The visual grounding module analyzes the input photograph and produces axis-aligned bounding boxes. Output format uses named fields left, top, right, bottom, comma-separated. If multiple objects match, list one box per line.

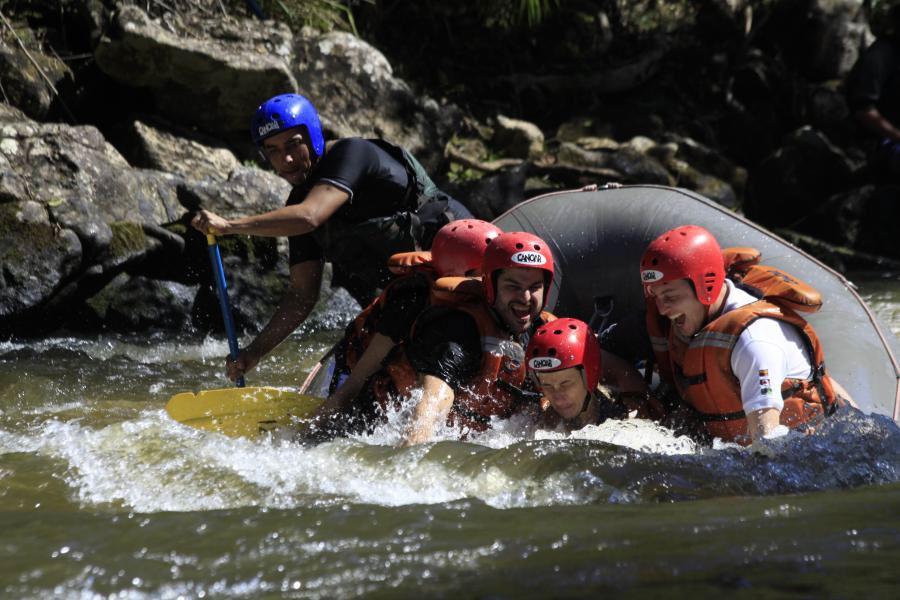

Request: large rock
left=0, top=109, right=291, bottom=335
left=176, top=165, right=291, bottom=218
left=80, top=273, right=196, bottom=333
left=0, top=32, right=72, bottom=120
left=0, top=199, right=81, bottom=319
left=802, top=0, right=869, bottom=81
left=556, top=141, right=673, bottom=186
left=493, top=115, right=544, bottom=159
left=746, top=126, right=856, bottom=229
left=95, top=5, right=297, bottom=148
left=120, top=119, right=240, bottom=182
left=92, top=6, right=456, bottom=170
left=762, top=0, right=868, bottom=81
left=294, top=29, right=458, bottom=171
left=445, top=164, right=529, bottom=221
left=0, top=118, right=181, bottom=261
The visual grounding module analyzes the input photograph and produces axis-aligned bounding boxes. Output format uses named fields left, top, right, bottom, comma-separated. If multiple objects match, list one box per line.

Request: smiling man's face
left=646, top=278, right=707, bottom=337
left=261, top=128, right=314, bottom=185
left=492, top=267, right=546, bottom=334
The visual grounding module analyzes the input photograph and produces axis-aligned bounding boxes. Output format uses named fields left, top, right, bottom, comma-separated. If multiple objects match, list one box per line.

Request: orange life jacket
left=336, top=251, right=434, bottom=380
left=358, top=274, right=487, bottom=407
left=388, top=251, right=433, bottom=276
left=646, top=248, right=838, bottom=444
left=376, top=276, right=555, bottom=432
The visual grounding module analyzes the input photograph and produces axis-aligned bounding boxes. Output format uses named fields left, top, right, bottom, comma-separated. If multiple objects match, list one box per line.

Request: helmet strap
left=578, top=368, right=594, bottom=416
left=704, top=281, right=730, bottom=324
left=579, top=393, right=592, bottom=416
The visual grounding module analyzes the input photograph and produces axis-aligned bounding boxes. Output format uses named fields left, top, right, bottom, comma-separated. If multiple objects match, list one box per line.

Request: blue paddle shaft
left=207, top=235, right=245, bottom=387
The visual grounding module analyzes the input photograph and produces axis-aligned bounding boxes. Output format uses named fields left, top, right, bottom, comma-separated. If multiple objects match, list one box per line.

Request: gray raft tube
left=494, top=185, right=900, bottom=422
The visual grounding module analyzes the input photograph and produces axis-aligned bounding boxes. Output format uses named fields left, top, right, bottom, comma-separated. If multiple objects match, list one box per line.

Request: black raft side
left=493, top=185, right=900, bottom=421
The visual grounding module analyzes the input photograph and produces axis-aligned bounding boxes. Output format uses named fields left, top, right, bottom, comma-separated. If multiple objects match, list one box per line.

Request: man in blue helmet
left=191, top=92, right=472, bottom=381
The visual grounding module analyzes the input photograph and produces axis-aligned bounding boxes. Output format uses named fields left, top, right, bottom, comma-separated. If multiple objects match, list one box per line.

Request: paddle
left=206, top=233, right=244, bottom=387
left=164, top=234, right=323, bottom=438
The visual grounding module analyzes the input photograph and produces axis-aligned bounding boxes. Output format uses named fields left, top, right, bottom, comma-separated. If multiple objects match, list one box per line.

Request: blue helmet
left=250, top=93, right=325, bottom=158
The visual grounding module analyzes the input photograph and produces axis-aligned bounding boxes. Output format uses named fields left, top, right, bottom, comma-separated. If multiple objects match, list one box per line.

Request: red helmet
left=640, top=225, right=725, bottom=305
left=430, top=219, right=503, bottom=277
left=526, top=318, right=601, bottom=392
left=481, top=231, right=555, bottom=307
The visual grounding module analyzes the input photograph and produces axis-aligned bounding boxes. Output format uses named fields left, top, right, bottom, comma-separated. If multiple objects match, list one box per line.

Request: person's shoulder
left=739, top=316, right=802, bottom=345
left=326, top=137, right=385, bottom=156
left=329, top=137, right=370, bottom=150
left=315, top=138, right=374, bottom=163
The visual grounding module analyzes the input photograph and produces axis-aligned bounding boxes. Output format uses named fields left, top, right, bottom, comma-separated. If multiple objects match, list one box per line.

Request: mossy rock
left=0, top=202, right=81, bottom=317
left=108, top=221, right=149, bottom=258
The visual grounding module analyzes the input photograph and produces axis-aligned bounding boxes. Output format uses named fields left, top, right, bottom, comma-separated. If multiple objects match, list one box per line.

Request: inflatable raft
left=493, top=184, right=900, bottom=421
left=303, top=185, right=899, bottom=422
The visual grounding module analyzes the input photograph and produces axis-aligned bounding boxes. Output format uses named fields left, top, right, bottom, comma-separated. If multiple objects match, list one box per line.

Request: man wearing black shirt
left=402, top=231, right=555, bottom=445
left=191, top=93, right=471, bottom=381
left=318, top=220, right=502, bottom=429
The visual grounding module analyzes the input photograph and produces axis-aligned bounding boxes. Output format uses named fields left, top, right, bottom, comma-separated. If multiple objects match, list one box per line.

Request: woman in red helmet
left=635, top=225, right=846, bottom=444
left=311, top=219, right=502, bottom=436
left=401, top=231, right=557, bottom=445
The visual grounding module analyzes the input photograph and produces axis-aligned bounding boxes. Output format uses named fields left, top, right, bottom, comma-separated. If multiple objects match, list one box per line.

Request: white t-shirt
left=719, top=280, right=813, bottom=414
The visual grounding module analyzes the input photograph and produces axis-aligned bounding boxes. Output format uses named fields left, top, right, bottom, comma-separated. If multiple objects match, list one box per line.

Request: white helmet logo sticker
left=258, top=120, right=280, bottom=137
left=528, top=356, right=561, bottom=370
left=641, top=269, right=664, bottom=282
left=511, top=251, right=546, bottom=265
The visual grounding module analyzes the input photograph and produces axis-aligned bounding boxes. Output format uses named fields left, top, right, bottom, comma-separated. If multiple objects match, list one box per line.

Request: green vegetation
left=256, top=0, right=365, bottom=35
left=447, top=162, right=484, bottom=184
left=615, top=0, right=695, bottom=35
left=480, top=0, right=560, bottom=28
left=108, top=221, right=148, bottom=259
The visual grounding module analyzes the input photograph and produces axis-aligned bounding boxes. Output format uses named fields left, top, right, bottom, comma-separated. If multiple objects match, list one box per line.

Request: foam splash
left=534, top=419, right=698, bottom=454
left=6, top=398, right=898, bottom=514
left=5, top=400, right=621, bottom=512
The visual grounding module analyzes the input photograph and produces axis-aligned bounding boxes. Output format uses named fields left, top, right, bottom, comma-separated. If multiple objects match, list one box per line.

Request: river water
left=1, top=273, right=898, bottom=598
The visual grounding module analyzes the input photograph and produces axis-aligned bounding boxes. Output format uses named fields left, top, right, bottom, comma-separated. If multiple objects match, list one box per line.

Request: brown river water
left=1, top=272, right=898, bottom=598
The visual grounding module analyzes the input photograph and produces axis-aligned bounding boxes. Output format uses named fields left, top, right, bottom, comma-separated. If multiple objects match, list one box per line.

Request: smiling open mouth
left=510, top=304, right=531, bottom=320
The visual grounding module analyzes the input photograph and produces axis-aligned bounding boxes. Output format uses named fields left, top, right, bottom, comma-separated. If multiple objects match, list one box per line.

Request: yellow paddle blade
left=165, top=386, right=324, bottom=439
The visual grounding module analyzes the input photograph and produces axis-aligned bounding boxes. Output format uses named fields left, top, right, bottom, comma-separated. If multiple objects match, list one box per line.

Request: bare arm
left=319, top=333, right=397, bottom=414
left=192, top=183, right=350, bottom=237
left=226, top=259, right=323, bottom=381
left=854, top=106, right=900, bottom=141
left=747, top=377, right=856, bottom=442
left=746, top=407, right=781, bottom=441
left=402, top=374, right=456, bottom=446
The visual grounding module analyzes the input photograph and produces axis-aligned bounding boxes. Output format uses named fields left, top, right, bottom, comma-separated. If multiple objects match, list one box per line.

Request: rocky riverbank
left=1, top=1, right=896, bottom=336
